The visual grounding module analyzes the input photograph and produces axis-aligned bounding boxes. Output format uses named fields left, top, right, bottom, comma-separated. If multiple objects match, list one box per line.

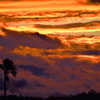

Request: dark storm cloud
left=82, top=50, right=100, bottom=55
left=14, top=78, right=28, bottom=89
left=0, top=27, right=61, bottom=49
left=1, top=27, right=100, bottom=97
left=55, top=57, right=91, bottom=69
left=1, top=58, right=100, bottom=97
left=19, top=65, right=49, bottom=76
left=0, top=52, right=100, bottom=97
left=0, top=47, right=55, bottom=69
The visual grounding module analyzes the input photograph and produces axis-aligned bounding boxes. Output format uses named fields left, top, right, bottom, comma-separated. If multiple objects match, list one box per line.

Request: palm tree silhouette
left=0, top=58, right=17, bottom=97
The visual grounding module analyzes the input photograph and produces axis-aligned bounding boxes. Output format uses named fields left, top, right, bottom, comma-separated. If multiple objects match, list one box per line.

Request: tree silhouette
left=0, top=58, right=17, bottom=97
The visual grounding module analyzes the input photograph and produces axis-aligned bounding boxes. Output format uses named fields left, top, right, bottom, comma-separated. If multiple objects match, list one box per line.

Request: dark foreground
left=0, top=90, right=100, bottom=100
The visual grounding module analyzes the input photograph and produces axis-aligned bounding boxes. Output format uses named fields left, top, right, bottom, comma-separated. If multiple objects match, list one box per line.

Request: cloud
left=1, top=58, right=100, bottom=97
left=0, top=0, right=52, bottom=1
left=34, top=21, right=100, bottom=29
left=0, top=28, right=100, bottom=97
left=0, top=56, right=100, bottom=97
left=0, top=10, right=99, bottom=24
left=78, top=0, right=100, bottom=4
left=19, top=65, right=49, bottom=76
left=88, top=0, right=100, bottom=4
left=0, top=27, right=61, bottom=49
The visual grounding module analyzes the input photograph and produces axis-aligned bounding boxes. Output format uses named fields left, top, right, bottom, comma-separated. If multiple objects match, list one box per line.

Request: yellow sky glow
left=0, top=1, right=100, bottom=12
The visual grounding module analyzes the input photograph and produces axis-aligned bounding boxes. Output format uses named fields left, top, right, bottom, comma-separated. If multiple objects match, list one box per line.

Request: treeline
left=0, top=90, right=100, bottom=100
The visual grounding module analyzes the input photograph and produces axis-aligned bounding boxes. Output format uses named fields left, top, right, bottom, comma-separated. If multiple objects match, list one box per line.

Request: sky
left=0, top=0, right=100, bottom=98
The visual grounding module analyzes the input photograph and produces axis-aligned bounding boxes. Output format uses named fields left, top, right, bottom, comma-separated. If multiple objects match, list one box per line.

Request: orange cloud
left=69, top=36, right=100, bottom=44
left=0, top=46, right=3, bottom=50
left=76, top=55, right=100, bottom=63
left=0, top=0, right=100, bottom=13
left=13, top=45, right=56, bottom=65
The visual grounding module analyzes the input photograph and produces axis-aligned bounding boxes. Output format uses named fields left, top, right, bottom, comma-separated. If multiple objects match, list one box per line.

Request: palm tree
left=0, top=58, right=17, bottom=97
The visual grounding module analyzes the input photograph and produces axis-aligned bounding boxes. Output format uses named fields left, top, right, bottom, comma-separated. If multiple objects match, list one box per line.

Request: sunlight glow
left=0, top=46, right=2, bottom=49
left=0, top=30, right=6, bottom=36
left=77, top=55, right=100, bottom=63
left=69, top=36, right=100, bottom=44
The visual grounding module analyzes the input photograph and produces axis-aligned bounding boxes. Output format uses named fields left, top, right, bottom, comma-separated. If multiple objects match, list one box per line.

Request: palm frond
left=3, top=58, right=17, bottom=73
left=3, top=58, right=14, bottom=71
left=10, top=70, right=17, bottom=77
left=0, top=64, right=4, bottom=70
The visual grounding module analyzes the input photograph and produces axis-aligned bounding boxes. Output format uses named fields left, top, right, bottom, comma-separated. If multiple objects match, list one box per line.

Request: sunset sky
left=0, top=0, right=100, bottom=98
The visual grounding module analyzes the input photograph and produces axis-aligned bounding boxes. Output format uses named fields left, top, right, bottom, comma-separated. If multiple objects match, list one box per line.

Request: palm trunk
left=4, top=70, right=6, bottom=97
